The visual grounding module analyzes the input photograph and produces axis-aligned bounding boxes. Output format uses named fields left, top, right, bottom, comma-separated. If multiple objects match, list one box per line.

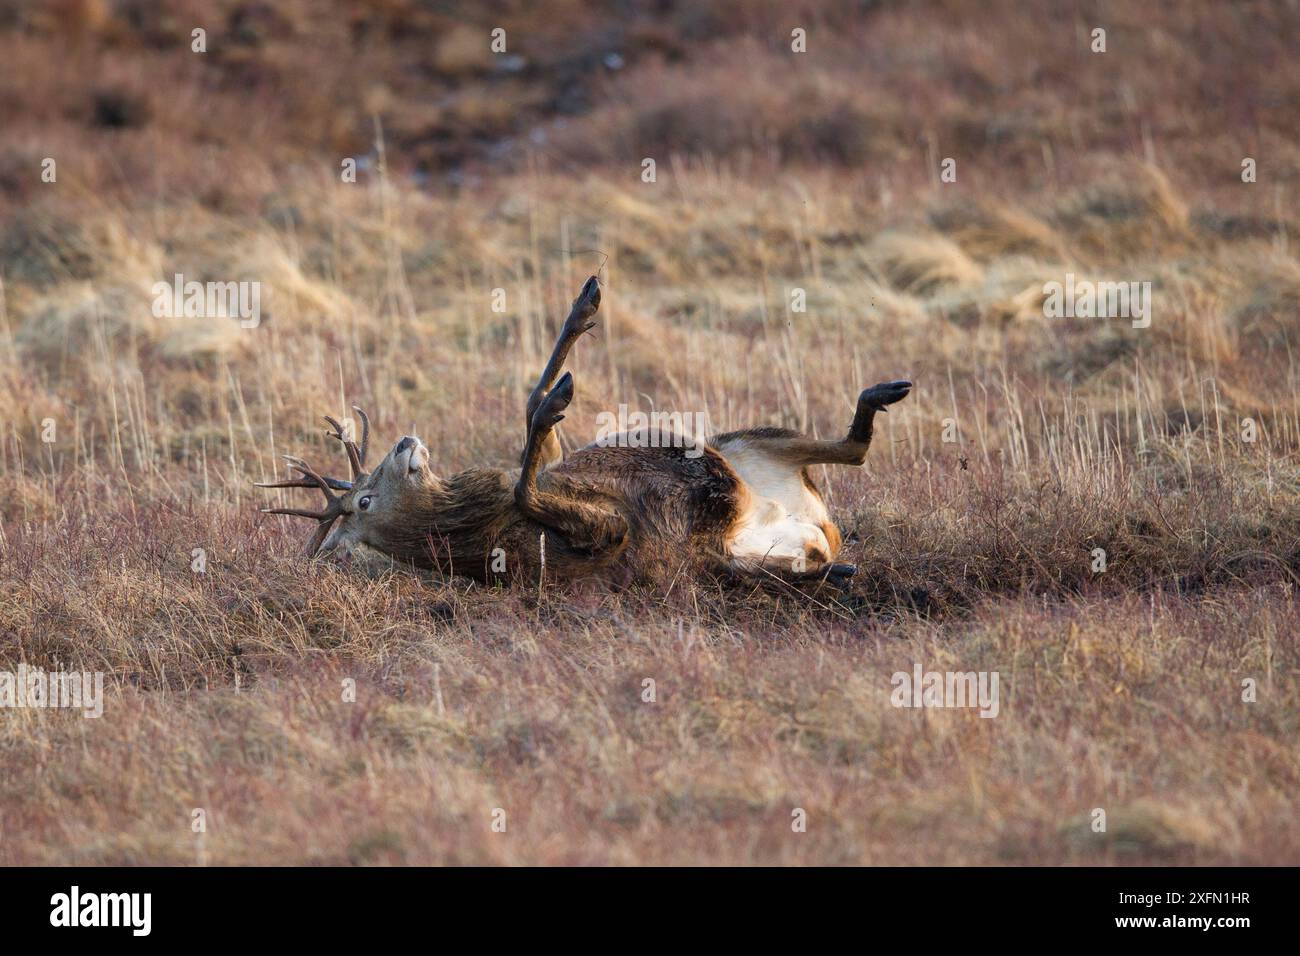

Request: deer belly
left=726, top=495, right=833, bottom=572
left=712, top=442, right=833, bottom=529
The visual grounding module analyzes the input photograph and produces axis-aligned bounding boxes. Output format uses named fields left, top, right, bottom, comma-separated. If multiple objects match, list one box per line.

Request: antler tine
left=282, top=455, right=341, bottom=507
left=259, top=498, right=344, bottom=557
left=255, top=475, right=353, bottom=491
left=256, top=440, right=355, bottom=560
left=352, top=405, right=370, bottom=468
left=323, top=414, right=365, bottom=480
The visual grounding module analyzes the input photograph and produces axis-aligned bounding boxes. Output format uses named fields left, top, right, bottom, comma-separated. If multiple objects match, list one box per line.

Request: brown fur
left=374, top=442, right=743, bottom=587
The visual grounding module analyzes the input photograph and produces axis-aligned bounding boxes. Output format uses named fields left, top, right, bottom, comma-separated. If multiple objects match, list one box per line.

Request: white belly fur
left=712, top=440, right=835, bottom=570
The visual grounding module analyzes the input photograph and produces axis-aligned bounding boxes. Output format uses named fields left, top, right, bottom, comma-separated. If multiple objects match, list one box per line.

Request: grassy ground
left=0, top=0, right=1297, bottom=864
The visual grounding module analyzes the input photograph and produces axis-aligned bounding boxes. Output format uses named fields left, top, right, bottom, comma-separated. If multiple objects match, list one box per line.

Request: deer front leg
left=522, top=276, right=601, bottom=470
left=519, top=371, right=574, bottom=496
left=517, top=371, right=629, bottom=554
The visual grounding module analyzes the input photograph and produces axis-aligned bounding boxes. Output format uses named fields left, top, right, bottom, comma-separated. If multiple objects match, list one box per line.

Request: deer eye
left=357, top=495, right=372, bottom=511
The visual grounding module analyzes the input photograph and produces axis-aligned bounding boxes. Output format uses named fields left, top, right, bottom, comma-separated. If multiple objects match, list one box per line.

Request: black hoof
left=826, top=563, right=857, bottom=587
left=532, top=371, right=575, bottom=431
left=567, top=277, right=601, bottom=330
left=862, top=380, right=912, bottom=411
left=550, top=370, right=574, bottom=405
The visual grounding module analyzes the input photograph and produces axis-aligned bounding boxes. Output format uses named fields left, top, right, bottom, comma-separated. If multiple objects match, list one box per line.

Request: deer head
left=258, top=407, right=439, bottom=560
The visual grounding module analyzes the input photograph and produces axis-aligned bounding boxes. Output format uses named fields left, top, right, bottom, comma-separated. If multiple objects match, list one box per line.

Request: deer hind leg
left=522, top=276, right=601, bottom=471
left=516, top=371, right=629, bottom=555
left=711, top=380, right=911, bottom=580
left=713, top=380, right=913, bottom=469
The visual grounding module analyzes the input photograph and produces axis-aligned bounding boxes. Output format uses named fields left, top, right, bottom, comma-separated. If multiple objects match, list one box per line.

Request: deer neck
left=379, top=468, right=516, bottom=569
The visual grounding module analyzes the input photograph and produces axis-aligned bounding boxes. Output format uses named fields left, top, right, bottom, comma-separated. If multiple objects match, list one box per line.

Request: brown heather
left=0, top=0, right=1297, bottom=864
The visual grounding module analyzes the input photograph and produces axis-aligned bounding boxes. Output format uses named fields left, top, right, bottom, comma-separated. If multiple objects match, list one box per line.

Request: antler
left=323, top=405, right=370, bottom=480
left=258, top=456, right=347, bottom=554
left=256, top=406, right=373, bottom=556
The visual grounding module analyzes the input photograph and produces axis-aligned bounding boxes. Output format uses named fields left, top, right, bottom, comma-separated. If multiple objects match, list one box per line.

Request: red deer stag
left=259, top=277, right=910, bottom=591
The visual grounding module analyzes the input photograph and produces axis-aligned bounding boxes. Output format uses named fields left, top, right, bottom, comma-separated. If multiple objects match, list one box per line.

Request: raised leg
left=516, top=370, right=628, bottom=555
left=711, top=380, right=911, bottom=467
left=522, top=276, right=601, bottom=470
left=519, top=371, right=575, bottom=498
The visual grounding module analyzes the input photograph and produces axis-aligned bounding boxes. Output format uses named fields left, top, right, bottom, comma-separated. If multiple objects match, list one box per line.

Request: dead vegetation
left=0, top=0, right=1297, bottom=865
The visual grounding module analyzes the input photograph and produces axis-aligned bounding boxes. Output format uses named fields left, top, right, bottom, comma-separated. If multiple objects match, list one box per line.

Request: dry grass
left=0, top=1, right=1297, bottom=865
